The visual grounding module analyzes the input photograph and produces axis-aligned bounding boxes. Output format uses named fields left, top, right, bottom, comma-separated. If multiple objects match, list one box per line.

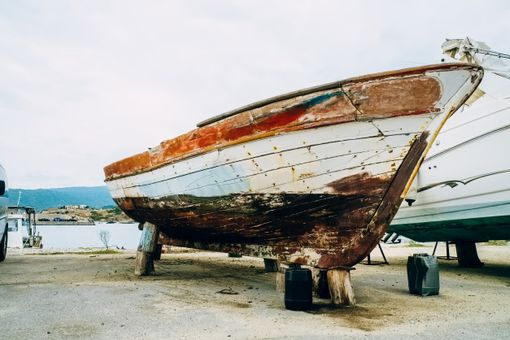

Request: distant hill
left=8, top=186, right=115, bottom=211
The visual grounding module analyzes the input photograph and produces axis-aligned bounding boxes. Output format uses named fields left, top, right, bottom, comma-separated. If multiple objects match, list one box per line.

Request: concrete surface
left=1, top=243, right=509, bottom=339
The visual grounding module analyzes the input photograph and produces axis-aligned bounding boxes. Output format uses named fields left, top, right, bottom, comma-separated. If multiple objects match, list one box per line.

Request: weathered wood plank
left=107, top=126, right=416, bottom=199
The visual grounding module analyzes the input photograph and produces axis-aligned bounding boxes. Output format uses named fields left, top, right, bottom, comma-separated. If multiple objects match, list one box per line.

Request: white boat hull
left=391, top=94, right=510, bottom=241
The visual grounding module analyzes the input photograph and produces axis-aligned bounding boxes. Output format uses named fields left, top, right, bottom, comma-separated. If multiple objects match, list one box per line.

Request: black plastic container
left=284, top=267, right=312, bottom=310
left=407, top=253, right=426, bottom=294
left=407, top=253, right=439, bottom=296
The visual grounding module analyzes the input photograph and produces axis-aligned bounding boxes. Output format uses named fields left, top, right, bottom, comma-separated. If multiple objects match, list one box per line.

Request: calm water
left=34, top=223, right=141, bottom=250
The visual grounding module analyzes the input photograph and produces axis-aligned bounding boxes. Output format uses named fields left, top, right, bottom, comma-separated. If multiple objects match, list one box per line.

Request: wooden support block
left=276, top=270, right=286, bottom=293
left=135, top=250, right=154, bottom=275
left=134, top=223, right=159, bottom=276
left=327, top=268, right=355, bottom=306
left=312, top=268, right=330, bottom=299
left=264, top=258, right=279, bottom=272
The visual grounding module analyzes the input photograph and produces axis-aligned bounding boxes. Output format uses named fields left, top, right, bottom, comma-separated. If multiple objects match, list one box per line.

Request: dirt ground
left=1, top=243, right=509, bottom=339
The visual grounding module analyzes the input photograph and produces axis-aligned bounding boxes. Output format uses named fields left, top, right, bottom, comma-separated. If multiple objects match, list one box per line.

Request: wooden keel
left=455, top=241, right=484, bottom=268
left=327, top=267, right=356, bottom=306
left=135, top=222, right=159, bottom=276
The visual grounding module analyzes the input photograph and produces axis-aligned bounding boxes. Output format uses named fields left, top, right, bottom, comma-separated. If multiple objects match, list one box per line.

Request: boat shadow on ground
left=308, top=304, right=395, bottom=328
left=436, top=259, right=510, bottom=280
left=150, top=255, right=274, bottom=285
left=150, top=256, right=397, bottom=331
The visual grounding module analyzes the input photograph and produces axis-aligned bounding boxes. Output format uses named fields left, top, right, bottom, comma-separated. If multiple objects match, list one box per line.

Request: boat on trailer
left=390, top=38, right=510, bottom=267
left=104, top=63, right=482, bottom=301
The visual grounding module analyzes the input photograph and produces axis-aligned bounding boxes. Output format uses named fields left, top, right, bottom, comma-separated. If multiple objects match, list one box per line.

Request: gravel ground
left=1, top=243, right=509, bottom=339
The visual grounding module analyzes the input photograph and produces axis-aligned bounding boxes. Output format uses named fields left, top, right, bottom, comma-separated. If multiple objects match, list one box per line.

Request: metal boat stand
left=432, top=241, right=457, bottom=260
left=363, top=242, right=389, bottom=265
left=432, top=241, right=484, bottom=268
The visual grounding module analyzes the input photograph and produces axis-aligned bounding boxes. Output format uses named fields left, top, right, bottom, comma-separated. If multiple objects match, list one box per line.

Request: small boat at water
left=104, top=63, right=482, bottom=269
left=390, top=38, right=510, bottom=266
left=7, top=206, right=42, bottom=249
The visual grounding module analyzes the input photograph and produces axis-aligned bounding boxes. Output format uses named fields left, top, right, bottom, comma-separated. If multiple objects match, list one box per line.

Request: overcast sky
left=1, top=1, right=509, bottom=189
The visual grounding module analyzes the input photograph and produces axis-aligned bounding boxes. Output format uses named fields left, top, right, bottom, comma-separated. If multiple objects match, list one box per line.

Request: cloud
left=1, top=0, right=509, bottom=188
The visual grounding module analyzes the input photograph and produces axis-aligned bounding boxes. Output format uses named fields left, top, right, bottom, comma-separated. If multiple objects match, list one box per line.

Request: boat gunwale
left=196, top=63, right=478, bottom=127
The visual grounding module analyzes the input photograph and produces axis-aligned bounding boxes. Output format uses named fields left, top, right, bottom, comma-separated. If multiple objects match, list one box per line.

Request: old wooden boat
left=389, top=39, right=510, bottom=266
left=104, top=63, right=482, bottom=269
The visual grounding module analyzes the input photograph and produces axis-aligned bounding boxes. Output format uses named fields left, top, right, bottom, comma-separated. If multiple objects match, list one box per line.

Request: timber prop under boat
left=104, top=63, right=483, bottom=269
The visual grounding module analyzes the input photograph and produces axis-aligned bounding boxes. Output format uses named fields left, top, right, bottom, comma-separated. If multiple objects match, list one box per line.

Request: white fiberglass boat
left=391, top=38, right=510, bottom=266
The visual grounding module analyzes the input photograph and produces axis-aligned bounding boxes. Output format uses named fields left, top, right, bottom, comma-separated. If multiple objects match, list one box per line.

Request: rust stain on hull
left=345, top=76, right=441, bottom=119
left=315, top=131, right=429, bottom=268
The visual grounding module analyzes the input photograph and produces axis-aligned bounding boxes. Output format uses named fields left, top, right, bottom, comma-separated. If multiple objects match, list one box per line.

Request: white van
left=0, top=165, right=8, bottom=261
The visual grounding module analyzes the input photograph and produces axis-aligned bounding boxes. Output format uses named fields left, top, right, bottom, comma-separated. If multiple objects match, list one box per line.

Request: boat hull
left=114, top=131, right=428, bottom=267
left=105, top=64, right=483, bottom=268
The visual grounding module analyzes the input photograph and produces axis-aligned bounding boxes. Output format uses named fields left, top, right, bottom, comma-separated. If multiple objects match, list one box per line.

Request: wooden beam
left=327, top=268, right=356, bottom=306
left=135, top=222, right=159, bottom=276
